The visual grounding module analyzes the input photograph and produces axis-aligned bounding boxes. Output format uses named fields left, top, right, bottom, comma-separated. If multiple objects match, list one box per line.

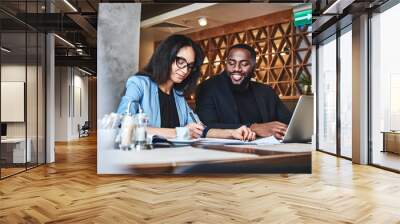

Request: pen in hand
left=189, top=112, right=206, bottom=137
left=189, top=111, right=203, bottom=126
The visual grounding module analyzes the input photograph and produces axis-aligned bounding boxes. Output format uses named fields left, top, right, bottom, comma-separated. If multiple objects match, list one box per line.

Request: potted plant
left=299, top=73, right=312, bottom=95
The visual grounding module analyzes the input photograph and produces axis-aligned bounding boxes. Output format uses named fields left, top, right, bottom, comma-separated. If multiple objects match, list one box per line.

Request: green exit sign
left=293, top=4, right=312, bottom=27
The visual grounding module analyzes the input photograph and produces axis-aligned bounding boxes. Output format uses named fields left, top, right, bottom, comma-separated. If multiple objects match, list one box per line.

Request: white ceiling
left=141, top=3, right=299, bottom=42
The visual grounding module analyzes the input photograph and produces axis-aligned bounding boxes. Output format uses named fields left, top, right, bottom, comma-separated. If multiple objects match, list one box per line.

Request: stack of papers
left=167, top=136, right=281, bottom=146
left=197, top=138, right=254, bottom=145
left=252, top=136, right=282, bottom=145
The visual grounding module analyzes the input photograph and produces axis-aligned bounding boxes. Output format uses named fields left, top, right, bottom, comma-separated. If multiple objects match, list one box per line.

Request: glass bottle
left=133, top=106, right=149, bottom=151
left=119, top=101, right=135, bottom=150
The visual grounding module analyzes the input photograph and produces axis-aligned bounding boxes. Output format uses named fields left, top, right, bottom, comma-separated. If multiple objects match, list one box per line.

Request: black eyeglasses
left=175, top=56, right=196, bottom=71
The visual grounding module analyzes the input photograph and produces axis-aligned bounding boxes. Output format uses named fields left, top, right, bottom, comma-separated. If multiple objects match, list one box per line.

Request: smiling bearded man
left=195, top=44, right=292, bottom=140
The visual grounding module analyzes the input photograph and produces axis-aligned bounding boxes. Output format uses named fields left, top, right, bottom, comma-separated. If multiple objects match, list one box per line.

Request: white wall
left=54, top=67, right=89, bottom=141
left=1, top=65, right=27, bottom=140
left=73, top=73, right=89, bottom=138
left=1, top=64, right=40, bottom=137
left=55, top=67, right=68, bottom=141
left=1, top=63, right=46, bottom=164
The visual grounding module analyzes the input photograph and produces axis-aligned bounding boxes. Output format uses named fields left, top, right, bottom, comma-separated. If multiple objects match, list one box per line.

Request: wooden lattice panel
left=195, top=20, right=311, bottom=99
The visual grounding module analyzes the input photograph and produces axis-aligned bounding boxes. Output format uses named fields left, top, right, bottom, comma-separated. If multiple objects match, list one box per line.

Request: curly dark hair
left=142, top=34, right=204, bottom=96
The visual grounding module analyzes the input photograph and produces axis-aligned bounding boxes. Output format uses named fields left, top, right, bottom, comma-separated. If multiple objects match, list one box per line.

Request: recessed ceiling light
left=198, top=17, right=207, bottom=27
left=78, top=67, right=93, bottom=76
left=63, top=0, right=78, bottom=12
left=54, top=34, right=75, bottom=48
left=1, top=47, right=11, bottom=53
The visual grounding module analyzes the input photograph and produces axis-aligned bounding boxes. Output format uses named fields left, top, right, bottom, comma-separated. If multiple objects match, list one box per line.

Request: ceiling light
left=1, top=47, right=11, bottom=53
left=322, top=0, right=355, bottom=15
left=63, top=0, right=78, bottom=12
left=78, top=67, right=93, bottom=76
left=54, top=34, right=75, bottom=48
left=198, top=17, right=207, bottom=27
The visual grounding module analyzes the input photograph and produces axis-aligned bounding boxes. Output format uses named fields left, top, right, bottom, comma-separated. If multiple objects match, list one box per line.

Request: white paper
left=198, top=136, right=281, bottom=145
left=155, top=136, right=281, bottom=146
left=252, top=136, right=281, bottom=145
left=168, top=138, right=199, bottom=144
left=197, top=138, right=256, bottom=145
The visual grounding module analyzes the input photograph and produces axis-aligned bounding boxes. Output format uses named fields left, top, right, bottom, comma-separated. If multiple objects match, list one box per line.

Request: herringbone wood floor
left=1, top=135, right=400, bottom=224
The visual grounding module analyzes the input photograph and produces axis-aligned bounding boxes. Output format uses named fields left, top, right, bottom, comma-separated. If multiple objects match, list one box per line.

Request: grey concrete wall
left=97, top=3, right=141, bottom=119
left=97, top=3, right=141, bottom=174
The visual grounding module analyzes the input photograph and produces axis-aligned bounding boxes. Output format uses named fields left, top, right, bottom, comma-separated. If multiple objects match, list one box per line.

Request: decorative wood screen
left=190, top=14, right=311, bottom=100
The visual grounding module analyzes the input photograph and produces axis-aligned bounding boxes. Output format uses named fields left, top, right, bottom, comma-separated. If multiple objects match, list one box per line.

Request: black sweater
left=195, top=72, right=292, bottom=129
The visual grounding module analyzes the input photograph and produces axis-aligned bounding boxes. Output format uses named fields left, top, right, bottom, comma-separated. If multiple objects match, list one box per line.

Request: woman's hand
left=230, top=126, right=256, bottom=141
left=185, top=123, right=204, bottom=139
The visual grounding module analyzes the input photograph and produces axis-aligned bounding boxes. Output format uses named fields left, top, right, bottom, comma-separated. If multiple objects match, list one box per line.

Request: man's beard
left=228, top=73, right=252, bottom=92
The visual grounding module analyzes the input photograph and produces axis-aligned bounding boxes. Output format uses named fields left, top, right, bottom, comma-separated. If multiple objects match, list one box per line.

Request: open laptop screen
left=282, top=95, right=314, bottom=143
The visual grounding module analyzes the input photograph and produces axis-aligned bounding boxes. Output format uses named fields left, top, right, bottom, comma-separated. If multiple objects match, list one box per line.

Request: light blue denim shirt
left=116, top=74, right=196, bottom=128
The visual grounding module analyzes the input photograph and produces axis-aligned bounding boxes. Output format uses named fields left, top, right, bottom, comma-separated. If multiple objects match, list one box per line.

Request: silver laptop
left=281, top=95, right=314, bottom=143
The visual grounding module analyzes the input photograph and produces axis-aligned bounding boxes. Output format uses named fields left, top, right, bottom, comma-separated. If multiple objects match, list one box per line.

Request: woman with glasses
left=117, top=34, right=255, bottom=140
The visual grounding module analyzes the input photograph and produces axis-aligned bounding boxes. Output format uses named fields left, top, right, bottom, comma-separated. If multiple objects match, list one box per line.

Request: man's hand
left=250, top=122, right=288, bottom=139
left=230, top=125, right=256, bottom=141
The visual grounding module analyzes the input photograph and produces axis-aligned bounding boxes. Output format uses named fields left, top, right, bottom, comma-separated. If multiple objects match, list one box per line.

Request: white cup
left=175, top=127, right=190, bottom=140
left=98, top=128, right=118, bottom=150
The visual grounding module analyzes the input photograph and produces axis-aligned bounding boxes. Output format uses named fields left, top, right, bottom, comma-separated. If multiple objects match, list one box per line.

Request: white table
left=1, top=138, right=32, bottom=163
left=98, top=143, right=312, bottom=174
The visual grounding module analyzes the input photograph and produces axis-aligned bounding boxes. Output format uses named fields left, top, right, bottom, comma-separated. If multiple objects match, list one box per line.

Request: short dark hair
left=227, top=43, right=257, bottom=76
left=227, top=43, right=257, bottom=65
left=142, top=34, right=204, bottom=96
